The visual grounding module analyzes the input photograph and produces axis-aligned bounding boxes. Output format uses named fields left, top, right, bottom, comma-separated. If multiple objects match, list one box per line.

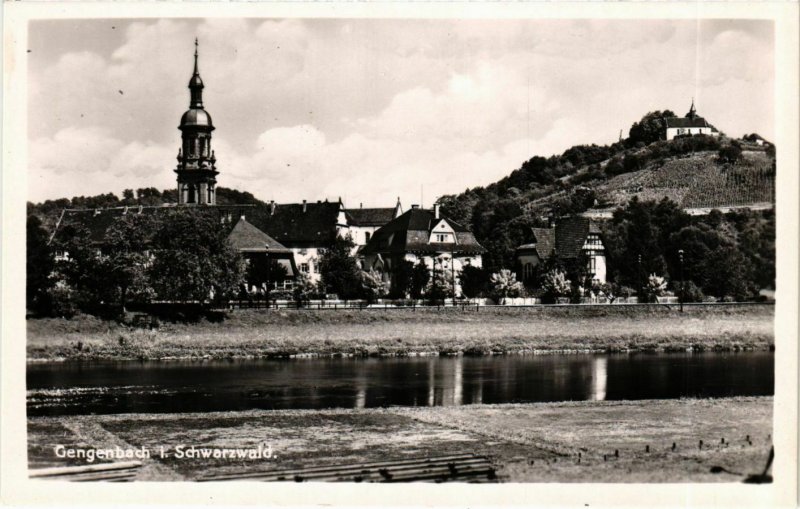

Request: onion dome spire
left=189, top=38, right=204, bottom=108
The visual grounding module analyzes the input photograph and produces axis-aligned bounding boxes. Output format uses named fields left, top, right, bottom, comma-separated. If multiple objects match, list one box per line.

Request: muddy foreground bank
left=28, top=397, right=773, bottom=483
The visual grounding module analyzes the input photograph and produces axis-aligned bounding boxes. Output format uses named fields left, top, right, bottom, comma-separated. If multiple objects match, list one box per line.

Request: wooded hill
left=436, top=118, right=775, bottom=272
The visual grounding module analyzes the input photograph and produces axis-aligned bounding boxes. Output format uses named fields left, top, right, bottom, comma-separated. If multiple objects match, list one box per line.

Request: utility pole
left=678, top=249, right=685, bottom=312
left=451, top=248, right=456, bottom=306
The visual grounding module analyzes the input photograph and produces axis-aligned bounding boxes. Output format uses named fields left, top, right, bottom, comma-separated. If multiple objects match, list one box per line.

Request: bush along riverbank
left=27, top=303, right=774, bottom=362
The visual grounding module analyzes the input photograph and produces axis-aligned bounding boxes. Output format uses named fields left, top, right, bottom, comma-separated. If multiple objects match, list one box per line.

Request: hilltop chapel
left=50, top=41, right=486, bottom=295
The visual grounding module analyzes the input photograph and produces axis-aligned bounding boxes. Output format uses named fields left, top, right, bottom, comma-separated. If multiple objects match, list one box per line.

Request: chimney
left=411, top=204, right=419, bottom=209
left=302, top=199, right=307, bottom=213
left=270, top=200, right=276, bottom=215
left=434, top=202, right=440, bottom=219
left=360, top=203, right=363, bottom=209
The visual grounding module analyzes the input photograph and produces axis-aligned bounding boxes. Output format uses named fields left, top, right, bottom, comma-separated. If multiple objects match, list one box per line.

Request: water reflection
left=27, top=352, right=774, bottom=416
left=592, top=357, right=608, bottom=401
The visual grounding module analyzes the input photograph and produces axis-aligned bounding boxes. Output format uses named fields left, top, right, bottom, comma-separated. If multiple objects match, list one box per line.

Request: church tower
left=175, top=39, right=218, bottom=205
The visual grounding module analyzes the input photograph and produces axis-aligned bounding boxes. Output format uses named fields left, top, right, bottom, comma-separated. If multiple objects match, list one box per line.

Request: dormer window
left=434, top=233, right=452, bottom=243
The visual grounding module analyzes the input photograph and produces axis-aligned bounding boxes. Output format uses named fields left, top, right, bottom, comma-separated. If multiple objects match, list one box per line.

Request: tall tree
left=26, top=215, right=54, bottom=314
left=99, top=213, right=156, bottom=309
left=318, top=235, right=362, bottom=299
left=628, top=110, right=675, bottom=145
left=458, top=265, right=489, bottom=298
left=148, top=208, right=245, bottom=302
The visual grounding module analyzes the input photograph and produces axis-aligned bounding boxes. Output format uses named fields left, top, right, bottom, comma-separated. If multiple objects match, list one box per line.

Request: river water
left=27, top=352, right=773, bottom=416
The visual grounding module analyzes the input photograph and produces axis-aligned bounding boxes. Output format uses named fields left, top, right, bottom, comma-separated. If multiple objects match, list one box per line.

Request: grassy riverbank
left=27, top=304, right=774, bottom=361
left=28, top=397, right=773, bottom=482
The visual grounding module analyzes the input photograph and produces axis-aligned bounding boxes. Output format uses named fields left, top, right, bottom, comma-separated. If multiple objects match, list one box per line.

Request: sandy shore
left=28, top=396, right=773, bottom=483
left=27, top=304, right=774, bottom=361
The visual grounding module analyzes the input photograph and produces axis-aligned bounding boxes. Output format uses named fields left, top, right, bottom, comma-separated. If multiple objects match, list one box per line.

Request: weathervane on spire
left=193, top=38, right=199, bottom=74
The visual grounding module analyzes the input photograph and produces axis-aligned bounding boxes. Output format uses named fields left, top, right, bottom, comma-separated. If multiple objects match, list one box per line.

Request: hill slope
left=437, top=133, right=775, bottom=271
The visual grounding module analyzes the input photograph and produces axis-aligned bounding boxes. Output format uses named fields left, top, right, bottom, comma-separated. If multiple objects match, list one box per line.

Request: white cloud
left=28, top=19, right=774, bottom=206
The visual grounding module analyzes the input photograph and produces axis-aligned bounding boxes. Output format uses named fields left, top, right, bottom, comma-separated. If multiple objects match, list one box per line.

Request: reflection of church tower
left=175, top=39, right=218, bottom=205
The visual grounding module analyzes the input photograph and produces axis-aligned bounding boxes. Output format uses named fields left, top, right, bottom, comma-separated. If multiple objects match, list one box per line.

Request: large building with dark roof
left=345, top=199, right=403, bottom=247
left=515, top=216, right=606, bottom=286
left=361, top=204, right=485, bottom=297
left=665, top=100, right=720, bottom=140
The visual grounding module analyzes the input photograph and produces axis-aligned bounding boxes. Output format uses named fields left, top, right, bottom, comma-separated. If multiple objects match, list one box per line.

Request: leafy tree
left=292, top=272, right=319, bottom=305
left=602, top=197, right=683, bottom=294
left=489, top=269, right=524, bottom=304
left=27, top=215, right=54, bottom=314
left=458, top=265, right=489, bottom=298
left=678, top=280, right=705, bottom=303
left=426, top=263, right=454, bottom=301
left=99, top=213, right=156, bottom=309
left=718, top=142, right=743, bottom=164
left=389, top=259, right=415, bottom=298
left=628, top=110, right=675, bottom=145
left=410, top=261, right=430, bottom=299
left=148, top=208, right=245, bottom=302
left=541, top=269, right=571, bottom=304
left=318, top=235, right=362, bottom=299
left=50, top=222, right=102, bottom=308
left=641, top=274, right=668, bottom=303
left=360, top=270, right=389, bottom=303
left=699, top=246, right=756, bottom=301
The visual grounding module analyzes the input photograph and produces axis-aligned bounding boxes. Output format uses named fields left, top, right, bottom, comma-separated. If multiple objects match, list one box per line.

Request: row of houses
left=47, top=41, right=608, bottom=299
left=51, top=200, right=607, bottom=297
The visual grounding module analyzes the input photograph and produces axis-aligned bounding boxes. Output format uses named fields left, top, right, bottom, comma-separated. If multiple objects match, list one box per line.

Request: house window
left=365, top=232, right=371, bottom=243
left=300, top=263, right=309, bottom=273
left=434, top=234, right=450, bottom=243
left=524, top=263, right=534, bottom=281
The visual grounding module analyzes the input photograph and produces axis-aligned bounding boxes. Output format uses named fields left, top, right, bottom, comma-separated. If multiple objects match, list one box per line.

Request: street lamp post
left=678, top=249, right=684, bottom=313
left=637, top=254, right=643, bottom=304
left=451, top=248, right=456, bottom=306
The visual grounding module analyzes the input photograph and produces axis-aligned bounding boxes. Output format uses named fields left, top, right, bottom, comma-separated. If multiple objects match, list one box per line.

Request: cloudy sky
left=28, top=18, right=774, bottom=206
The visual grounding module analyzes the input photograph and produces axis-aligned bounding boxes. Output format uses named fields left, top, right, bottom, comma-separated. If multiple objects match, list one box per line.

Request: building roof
left=555, top=216, right=597, bottom=258
left=362, top=208, right=485, bottom=256
left=516, top=217, right=602, bottom=260
left=48, top=205, right=284, bottom=253
left=531, top=228, right=556, bottom=258
left=227, top=216, right=290, bottom=253
left=246, top=201, right=344, bottom=247
left=180, top=108, right=213, bottom=128
left=345, top=207, right=397, bottom=227
left=51, top=206, right=175, bottom=245
left=665, top=117, right=714, bottom=129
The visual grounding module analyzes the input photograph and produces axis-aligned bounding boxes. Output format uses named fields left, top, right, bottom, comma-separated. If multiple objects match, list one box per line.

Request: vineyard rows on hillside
left=594, top=151, right=774, bottom=209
